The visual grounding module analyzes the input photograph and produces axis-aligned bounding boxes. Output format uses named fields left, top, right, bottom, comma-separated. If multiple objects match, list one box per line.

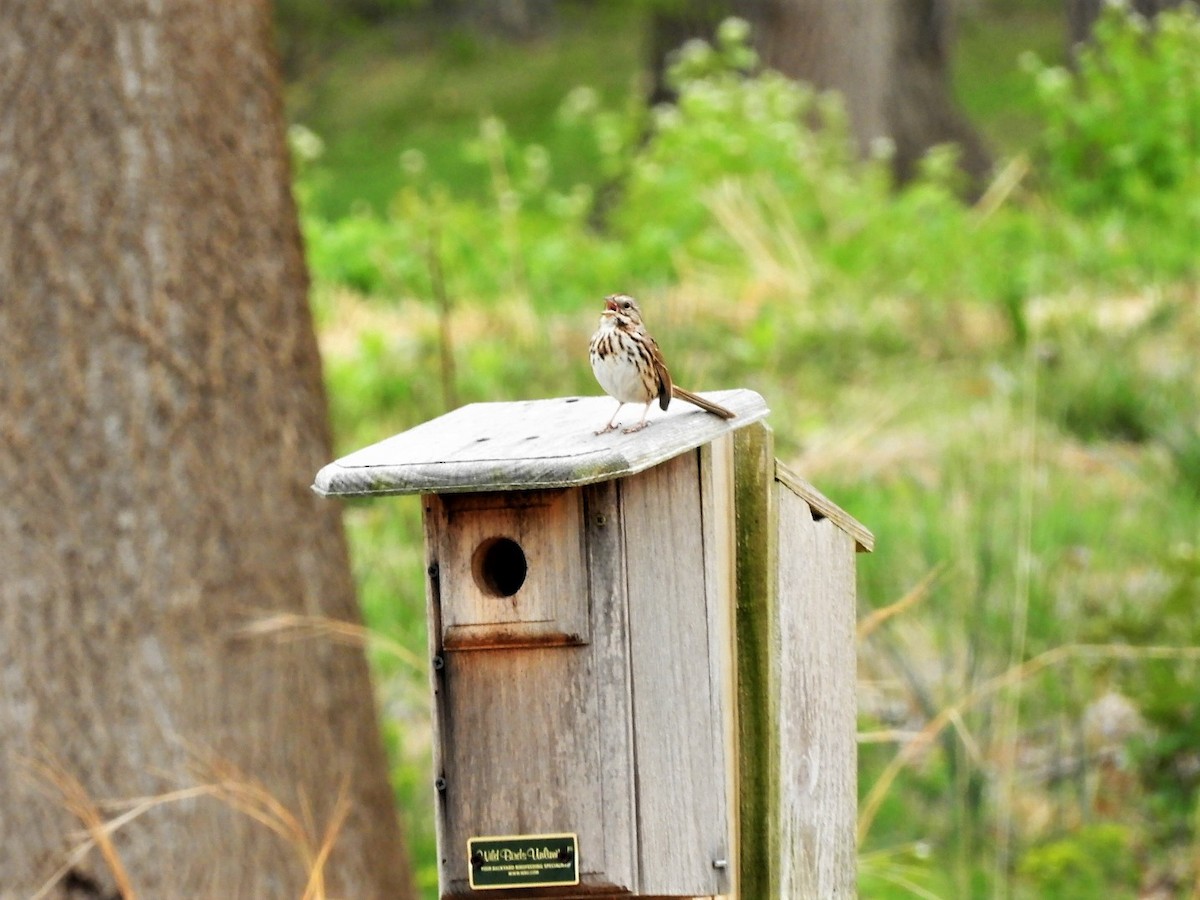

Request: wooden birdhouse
left=314, top=390, right=872, bottom=899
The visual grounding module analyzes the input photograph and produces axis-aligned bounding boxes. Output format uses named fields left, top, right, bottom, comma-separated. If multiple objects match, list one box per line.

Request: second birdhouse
left=315, top=390, right=768, bottom=897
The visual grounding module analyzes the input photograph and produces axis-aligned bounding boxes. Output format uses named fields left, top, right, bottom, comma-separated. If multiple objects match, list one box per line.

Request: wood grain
left=428, top=486, right=637, bottom=896
left=407, top=400, right=867, bottom=899
left=732, top=422, right=780, bottom=900
left=431, top=489, right=590, bottom=649
left=701, top=436, right=739, bottom=900
left=775, top=460, right=874, bottom=553
left=776, top=486, right=859, bottom=898
left=623, top=451, right=729, bottom=897
left=582, top=479, right=639, bottom=892
left=313, top=390, right=769, bottom=497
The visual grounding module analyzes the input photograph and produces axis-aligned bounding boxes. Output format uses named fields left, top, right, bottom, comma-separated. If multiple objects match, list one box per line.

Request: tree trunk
left=749, top=0, right=892, bottom=155
left=0, top=1, right=413, bottom=897
left=756, top=0, right=990, bottom=186
left=886, top=0, right=991, bottom=186
left=646, top=0, right=992, bottom=187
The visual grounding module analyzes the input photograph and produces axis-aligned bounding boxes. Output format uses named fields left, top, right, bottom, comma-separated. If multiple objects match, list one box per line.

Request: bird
left=589, top=293, right=735, bottom=434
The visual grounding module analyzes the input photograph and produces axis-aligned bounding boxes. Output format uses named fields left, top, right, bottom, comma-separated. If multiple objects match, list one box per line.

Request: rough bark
left=0, top=1, right=412, bottom=897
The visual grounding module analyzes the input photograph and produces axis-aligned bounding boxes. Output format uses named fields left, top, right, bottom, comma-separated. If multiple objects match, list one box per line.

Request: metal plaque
left=467, top=832, right=579, bottom=890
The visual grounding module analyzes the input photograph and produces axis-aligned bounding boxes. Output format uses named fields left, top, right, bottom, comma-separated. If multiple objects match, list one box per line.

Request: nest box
left=314, top=390, right=872, bottom=899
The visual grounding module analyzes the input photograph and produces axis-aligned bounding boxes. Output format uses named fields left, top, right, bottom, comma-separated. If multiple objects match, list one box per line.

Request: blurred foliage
left=284, top=3, right=645, bottom=218
left=1108, top=545, right=1200, bottom=821
left=1017, top=823, right=1140, bottom=896
left=295, top=2, right=1197, bottom=322
left=1026, top=2, right=1200, bottom=222
left=284, top=4, right=1200, bottom=898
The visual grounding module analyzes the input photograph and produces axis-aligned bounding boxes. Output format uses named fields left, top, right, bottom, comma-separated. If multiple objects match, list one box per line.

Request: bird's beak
left=604, top=297, right=619, bottom=313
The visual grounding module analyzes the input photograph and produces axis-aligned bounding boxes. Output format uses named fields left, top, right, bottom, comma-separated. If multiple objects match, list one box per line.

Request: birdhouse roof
left=313, top=389, right=769, bottom=497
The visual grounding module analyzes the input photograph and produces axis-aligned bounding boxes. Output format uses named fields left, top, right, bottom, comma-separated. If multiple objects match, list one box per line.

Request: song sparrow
left=589, top=293, right=735, bottom=434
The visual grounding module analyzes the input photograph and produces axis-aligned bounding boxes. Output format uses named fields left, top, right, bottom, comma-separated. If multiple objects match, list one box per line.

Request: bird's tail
left=672, top=386, right=736, bottom=419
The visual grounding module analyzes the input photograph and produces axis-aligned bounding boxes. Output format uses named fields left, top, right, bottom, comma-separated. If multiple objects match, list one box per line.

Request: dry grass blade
left=23, top=754, right=139, bottom=900
left=240, top=610, right=425, bottom=673
left=706, top=177, right=815, bottom=300
left=794, top=389, right=915, bottom=481
left=26, top=745, right=356, bottom=900
left=972, top=153, right=1029, bottom=222
left=992, top=346, right=1039, bottom=899
left=946, top=707, right=985, bottom=768
left=872, top=869, right=947, bottom=900
left=860, top=843, right=947, bottom=900
left=191, top=753, right=351, bottom=900
left=858, top=729, right=926, bottom=744
left=858, top=643, right=1200, bottom=844
left=857, top=564, right=945, bottom=642
left=302, top=779, right=353, bottom=900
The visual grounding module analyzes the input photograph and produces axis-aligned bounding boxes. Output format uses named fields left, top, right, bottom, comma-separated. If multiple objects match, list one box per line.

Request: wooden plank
left=622, top=451, right=727, bottom=897
left=776, top=490, right=858, bottom=898
left=700, top=435, right=738, bottom=900
left=774, top=459, right=874, bottom=553
left=427, top=484, right=637, bottom=897
left=582, top=479, right=639, bottom=891
left=422, top=494, right=454, bottom=896
left=732, top=422, right=780, bottom=900
left=312, top=390, right=769, bottom=497
left=436, top=645, right=618, bottom=896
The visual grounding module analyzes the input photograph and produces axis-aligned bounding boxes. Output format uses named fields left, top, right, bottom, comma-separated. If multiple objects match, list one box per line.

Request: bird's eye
left=622, top=301, right=631, bottom=309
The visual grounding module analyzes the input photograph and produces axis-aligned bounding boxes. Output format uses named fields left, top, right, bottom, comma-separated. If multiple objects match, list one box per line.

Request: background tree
left=0, top=1, right=413, bottom=896
left=884, top=0, right=992, bottom=184
left=649, top=0, right=992, bottom=186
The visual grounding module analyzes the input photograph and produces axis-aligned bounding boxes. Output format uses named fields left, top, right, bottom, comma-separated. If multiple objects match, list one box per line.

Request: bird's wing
left=646, top=333, right=673, bottom=410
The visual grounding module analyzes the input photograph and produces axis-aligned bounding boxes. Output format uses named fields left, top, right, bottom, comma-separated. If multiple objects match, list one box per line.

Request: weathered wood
left=313, top=391, right=769, bottom=497
left=733, top=436, right=864, bottom=899
left=775, top=460, right=874, bottom=552
left=700, top=436, right=739, bottom=900
left=436, top=644, right=627, bottom=896
left=623, top=451, right=731, bottom=897
left=733, top=422, right=780, bottom=900
left=431, top=489, right=590, bottom=649
left=582, top=479, right=639, bottom=891
left=426, top=486, right=638, bottom=897
left=424, top=458, right=738, bottom=898
left=776, top=483, right=859, bottom=898
left=397, top=395, right=868, bottom=899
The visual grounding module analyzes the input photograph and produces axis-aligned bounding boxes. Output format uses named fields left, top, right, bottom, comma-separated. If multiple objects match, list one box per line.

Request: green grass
left=286, top=4, right=646, bottom=218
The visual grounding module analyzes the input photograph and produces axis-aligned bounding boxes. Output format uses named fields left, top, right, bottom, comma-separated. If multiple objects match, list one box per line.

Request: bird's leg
left=622, top=402, right=653, bottom=434
left=595, top=402, right=624, bottom=435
